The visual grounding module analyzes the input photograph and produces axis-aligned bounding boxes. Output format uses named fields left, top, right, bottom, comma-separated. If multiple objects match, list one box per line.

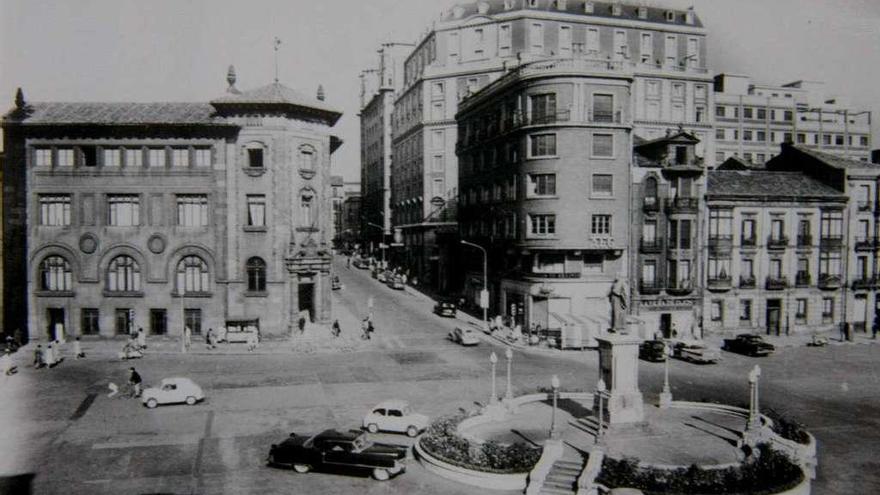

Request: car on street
left=353, top=259, right=367, bottom=269
left=638, top=339, right=667, bottom=362
left=672, top=341, right=721, bottom=364
left=142, top=377, right=205, bottom=408
left=448, top=327, right=480, bottom=346
left=722, top=334, right=776, bottom=356
left=362, top=400, right=429, bottom=437
left=267, top=429, right=407, bottom=480
left=376, top=271, right=388, bottom=283
left=331, top=275, right=342, bottom=290
left=433, top=301, right=457, bottom=318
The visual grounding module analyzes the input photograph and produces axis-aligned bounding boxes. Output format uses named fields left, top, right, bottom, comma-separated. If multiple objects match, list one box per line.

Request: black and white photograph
left=0, top=1, right=878, bottom=494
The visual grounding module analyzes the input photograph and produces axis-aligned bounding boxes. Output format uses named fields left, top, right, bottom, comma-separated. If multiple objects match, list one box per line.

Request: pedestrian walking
left=74, top=336, right=85, bottom=359
left=33, top=345, right=44, bottom=368
left=136, top=327, right=147, bottom=350
left=247, top=330, right=258, bottom=351
left=347, top=256, right=352, bottom=269
left=206, top=328, right=216, bottom=349
left=298, top=315, right=307, bottom=335
left=361, top=317, right=369, bottom=340
left=128, top=367, right=142, bottom=398
left=44, top=344, right=56, bottom=368
left=2, top=349, right=17, bottom=376
left=367, top=319, right=375, bottom=340
left=184, top=325, right=192, bottom=352
left=332, top=319, right=341, bottom=338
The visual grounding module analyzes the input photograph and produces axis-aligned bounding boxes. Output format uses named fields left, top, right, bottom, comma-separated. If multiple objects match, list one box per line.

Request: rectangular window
left=715, top=105, right=726, bottom=118
left=559, top=25, right=572, bottom=56
left=686, top=37, right=698, bottom=67
left=642, top=261, right=656, bottom=285
left=757, top=131, right=766, bottom=142
left=820, top=211, right=843, bottom=238
left=592, top=93, right=614, bottom=122
left=194, top=147, right=211, bottom=167
left=176, top=195, right=208, bottom=227
left=432, top=101, right=445, bottom=120
left=708, top=258, right=731, bottom=279
left=499, top=24, right=512, bottom=56
left=107, top=195, right=140, bottom=226
left=613, top=30, right=627, bottom=58
left=432, top=178, right=444, bottom=197
left=743, top=130, right=753, bottom=141
left=247, top=148, right=264, bottom=168
left=708, top=209, right=733, bottom=237
left=770, top=258, right=783, bottom=278
left=103, top=148, right=121, bottom=167
left=646, top=80, right=660, bottom=98
left=39, top=195, right=72, bottom=226
left=148, top=148, right=166, bottom=167
left=184, top=308, right=202, bottom=336
left=528, top=173, right=556, bottom=197
left=640, top=32, right=652, bottom=63
left=711, top=300, right=723, bottom=321
left=592, top=174, right=613, bottom=197
left=642, top=221, right=657, bottom=243
left=819, top=251, right=842, bottom=277
left=81, top=308, right=100, bottom=335
left=448, top=31, right=459, bottom=62
left=171, top=148, right=189, bottom=167
left=529, top=133, right=557, bottom=157
left=740, top=300, right=752, bottom=321
left=35, top=148, right=52, bottom=166
left=432, top=130, right=444, bottom=149
left=822, top=297, right=834, bottom=322
left=664, top=35, right=677, bottom=65
left=671, top=103, right=684, bottom=122
left=432, top=155, right=444, bottom=172
left=591, top=214, right=611, bottom=235
left=530, top=23, right=544, bottom=54
left=592, top=134, right=614, bottom=158
left=125, top=148, right=143, bottom=167
left=57, top=148, right=74, bottom=167
left=530, top=214, right=555, bottom=236
left=741, top=258, right=755, bottom=279
left=150, top=309, right=167, bottom=336
left=795, top=299, right=807, bottom=322
left=716, top=128, right=726, bottom=140
left=743, top=107, right=753, bottom=119
left=586, top=28, right=599, bottom=53
left=471, top=27, right=484, bottom=56
left=246, top=195, right=266, bottom=227
left=530, top=93, right=557, bottom=123
left=757, top=108, right=766, bottom=120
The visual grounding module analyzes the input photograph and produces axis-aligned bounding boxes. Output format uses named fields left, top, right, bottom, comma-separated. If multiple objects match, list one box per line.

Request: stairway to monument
left=569, top=415, right=601, bottom=437
left=539, top=457, right=586, bottom=495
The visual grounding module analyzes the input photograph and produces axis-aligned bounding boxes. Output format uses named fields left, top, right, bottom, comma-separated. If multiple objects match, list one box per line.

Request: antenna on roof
left=273, top=37, right=282, bottom=83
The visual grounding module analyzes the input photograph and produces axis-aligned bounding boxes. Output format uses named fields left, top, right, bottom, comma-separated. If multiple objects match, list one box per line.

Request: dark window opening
left=248, top=148, right=264, bottom=168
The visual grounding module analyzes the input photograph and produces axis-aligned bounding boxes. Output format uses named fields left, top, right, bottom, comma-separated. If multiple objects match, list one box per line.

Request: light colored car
left=142, top=377, right=205, bottom=408
left=673, top=341, right=721, bottom=364
left=448, top=327, right=479, bottom=346
left=362, top=400, right=429, bottom=437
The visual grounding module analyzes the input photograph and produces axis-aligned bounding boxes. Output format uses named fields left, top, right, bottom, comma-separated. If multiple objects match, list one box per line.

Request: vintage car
left=672, top=341, right=721, bottom=364
left=376, top=271, right=388, bottom=283
left=331, top=275, right=342, bottom=290
left=433, top=301, right=457, bottom=318
left=722, top=334, right=776, bottom=356
left=448, top=327, right=479, bottom=346
left=267, top=429, right=407, bottom=480
left=362, top=400, right=429, bottom=437
left=638, top=339, right=667, bottom=362
left=142, top=377, right=205, bottom=408
left=387, top=276, right=405, bottom=290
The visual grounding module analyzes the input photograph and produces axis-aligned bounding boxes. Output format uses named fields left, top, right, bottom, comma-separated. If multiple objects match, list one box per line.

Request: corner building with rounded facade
left=2, top=79, right=342, bottom=340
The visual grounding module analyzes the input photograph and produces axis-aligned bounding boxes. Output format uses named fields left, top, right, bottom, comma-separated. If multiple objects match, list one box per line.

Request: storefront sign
left=639, top=298, right=695, bottom=311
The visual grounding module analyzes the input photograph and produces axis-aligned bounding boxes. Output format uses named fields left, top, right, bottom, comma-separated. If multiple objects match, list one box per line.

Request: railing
left=765, top=277, right=788, bottom=290
left=820, top=236, right=844, bottom=249
left=666, top=280, right=693, bottom=295
left=640, top=280, right=663, bottom=294
left=741, top=236, right=757, bottom=248
left=664, top=197, right=699, bottom=214
left=855, top=237, right=876, bottom=251
left=707, top=276, right=732, bottom=291
left=796, top=235, right=812, bottom=247
left=642, top=197, right=660, bottom=213
left=521, top=271, right=581, bottom=279
left=528, top=110, right=572, bottom=126
left=640, top=239, right=662, bottom=253
left=852, top=278, right=876, bottom=290
left=767, top=236, right=789, bottom=250
left=795, top=272, right=812, bottom=287
left=587, top=109, right=623, bottom=124
left=857, top=201, right=872, bottom=212
left=739, top=277, right=757, bottom=289
left=818, top=274, right=842, bottom=289
left=707, top=236, right=733, bottom=254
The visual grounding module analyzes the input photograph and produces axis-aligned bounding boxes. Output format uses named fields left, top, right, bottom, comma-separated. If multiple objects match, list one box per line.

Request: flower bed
left=419, top=414, right=542, bottom=474
left=597, top=443, right=804, bottom=495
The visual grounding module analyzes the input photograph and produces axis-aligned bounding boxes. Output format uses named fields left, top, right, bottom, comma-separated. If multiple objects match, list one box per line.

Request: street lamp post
left=596, top=378, right=606, bottom=444
left=748, top=365, right=762, bottom=431
left=489, top=351, right=498, bottom=405
left=659, top=341, right=673, bottom=408
left=504, top=347, right=513, bottom=400
left=549, top=374, right=560, bottom=439
left=461, top=240, right=488, bottom=331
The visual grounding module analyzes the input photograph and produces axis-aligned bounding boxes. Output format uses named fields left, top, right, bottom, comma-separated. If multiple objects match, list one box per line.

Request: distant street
left=0, top=257, right=877, bottom=494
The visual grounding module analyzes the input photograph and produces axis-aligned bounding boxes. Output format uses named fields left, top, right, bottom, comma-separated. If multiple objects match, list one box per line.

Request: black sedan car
left=267, top=429, right=407, bottom=481
left=433, top=301, right=457, bottom=317
left=639, top=339, right=667, bottom=362
left=722, top=334, right=775, bottom=356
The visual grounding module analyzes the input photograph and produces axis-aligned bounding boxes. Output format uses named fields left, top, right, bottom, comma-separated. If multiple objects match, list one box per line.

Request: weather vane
left=273, top=37, right=282, bottom=83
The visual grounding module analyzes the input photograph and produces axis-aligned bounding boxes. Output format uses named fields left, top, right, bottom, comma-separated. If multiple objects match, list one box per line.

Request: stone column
left=287, top=267, right=299, bottom=335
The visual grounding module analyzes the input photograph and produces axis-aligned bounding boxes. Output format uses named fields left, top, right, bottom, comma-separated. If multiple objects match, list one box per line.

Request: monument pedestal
left=594, top=334, right=644, bottom=425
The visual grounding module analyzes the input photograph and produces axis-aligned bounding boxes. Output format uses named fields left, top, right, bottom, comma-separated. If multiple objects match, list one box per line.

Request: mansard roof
left=707, top=170, right=846, bottom=201
left=2, top=102, right=228, bottom=126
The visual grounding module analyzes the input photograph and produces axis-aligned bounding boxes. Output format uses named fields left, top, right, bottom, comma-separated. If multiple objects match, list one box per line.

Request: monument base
left=659, top=391, right=673, bottom=409
left=595, top=334, right=646, bottom=425
left=595, top=390, right=645, bottom=425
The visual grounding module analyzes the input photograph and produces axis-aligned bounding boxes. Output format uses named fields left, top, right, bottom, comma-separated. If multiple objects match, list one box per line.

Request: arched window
left=107, top=255, right=140, bottom=292
left=644, top=177, right=658, bottom=206
left=300, top=189, right=316, bottom=227
left=40, top=255, right=72, bottom=291
left=298, top=145, right=317, bottom=171
left=246, top=257, right=266, bottom=292
left=177, top=255, right=209, bottom=294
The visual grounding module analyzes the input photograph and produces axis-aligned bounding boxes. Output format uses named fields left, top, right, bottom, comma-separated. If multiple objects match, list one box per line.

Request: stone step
left=554, top=459, right=584, bottom=468
left=543, top=479, right=577, bottom=491
left=540, top=487, right=574, bottom=495
left=547, top=466, right=581, bottom=477
left=569, top=417, right=600, bottom=435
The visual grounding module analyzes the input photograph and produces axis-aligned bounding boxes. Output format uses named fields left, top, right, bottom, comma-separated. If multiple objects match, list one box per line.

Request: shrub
left=419, top=414, right=542, bottom=474
left=763, top=408, right=811, bottom=445
left=597, top=443, right=803, bottom=495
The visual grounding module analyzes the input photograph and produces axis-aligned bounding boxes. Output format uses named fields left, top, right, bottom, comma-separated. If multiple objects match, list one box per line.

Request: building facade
left=631, top=131, right=705, bottom=338
left=390, top=0, right=713, bottom=291
left=714, top=74, right=873, bottom=166
left=456, top=57, right=633, bottom=333
left=2, top=76, right=342, bottom=340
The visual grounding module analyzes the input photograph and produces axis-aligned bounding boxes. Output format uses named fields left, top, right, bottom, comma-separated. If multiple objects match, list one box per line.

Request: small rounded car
left=362, top=400, right=429, bottom=437
left=387, top=276, right=405, bottom=290
left=638, top=339, right=668, bottom=362
left=331, top=275, right=342, bottom=290
left=142, top=377, right=205, bottom=408
left=448, top=327, right=479, bottom=346
left=672, top=341, right=721, bottom=364
left=433, top=301, right=457, bottom=318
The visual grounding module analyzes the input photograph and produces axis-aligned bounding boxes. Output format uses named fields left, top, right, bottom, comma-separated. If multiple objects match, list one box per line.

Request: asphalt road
left=0, top=257, right=878, bottom=494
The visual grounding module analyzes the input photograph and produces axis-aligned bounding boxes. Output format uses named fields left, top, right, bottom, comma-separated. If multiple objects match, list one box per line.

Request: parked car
left=267, top=429, right=407, bottom=480
left=448, top=327, right=479, bottom=346
left=376, top=271, right=388, bottom=283
left=142, top=377, right=205, bottom=408
left=723, top=334, right=775, bottom=356
left=672, top=341, right=721, bottom=364
left=331, top=275, right=342, bottom=290
left=433, top=301, right=457, bottom=318
left=362, top=400, right=429, bottom=437
left=387, top=276, right=405, bottom=290
left=638, top=339, right=667, bottom=362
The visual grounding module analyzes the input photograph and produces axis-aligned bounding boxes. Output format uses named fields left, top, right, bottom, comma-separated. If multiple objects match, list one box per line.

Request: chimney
left=226, top=65, right=241, bottom=94
left=15, top=87, right=26, bottom=109
left=317, top=85, right=325, bottom=101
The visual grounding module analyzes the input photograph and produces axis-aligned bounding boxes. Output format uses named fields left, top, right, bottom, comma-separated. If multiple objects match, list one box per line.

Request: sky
left=1, top=0, right=878, bottom=180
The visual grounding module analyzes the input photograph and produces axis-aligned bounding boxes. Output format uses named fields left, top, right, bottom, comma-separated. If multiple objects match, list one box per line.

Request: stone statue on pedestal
left=609, top=278, right=629, bottom=332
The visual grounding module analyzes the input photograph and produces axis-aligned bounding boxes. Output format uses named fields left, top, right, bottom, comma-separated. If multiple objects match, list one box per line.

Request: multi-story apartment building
left=703, top=160, right=848, bottom=336
left=767, top=144, right=880, bottom=336
left=714, top=74, right=873, bottom=166
left=331, top=175, right=345, bottom=243
left=631, top=131, right=705, bottom=338
left=456, top=56, right=632, bottom=333
left=341, top=189, right=362, bottom=249
left=360, top=43, right=410, bottom=256
left=1, top=75, right=342, bottom=340
left=391, top=0, right=712, bottom=291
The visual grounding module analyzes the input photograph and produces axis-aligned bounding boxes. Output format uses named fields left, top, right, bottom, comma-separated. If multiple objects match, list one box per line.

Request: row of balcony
left=638, top=280, right=694, bottom=296
left=643, top=197, right=699, bottom=214
left=705, top=235, right=850, bottom=251
left=459, top=108, right=625, bottom=150
left=702, top=273, right=858, bottom=292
